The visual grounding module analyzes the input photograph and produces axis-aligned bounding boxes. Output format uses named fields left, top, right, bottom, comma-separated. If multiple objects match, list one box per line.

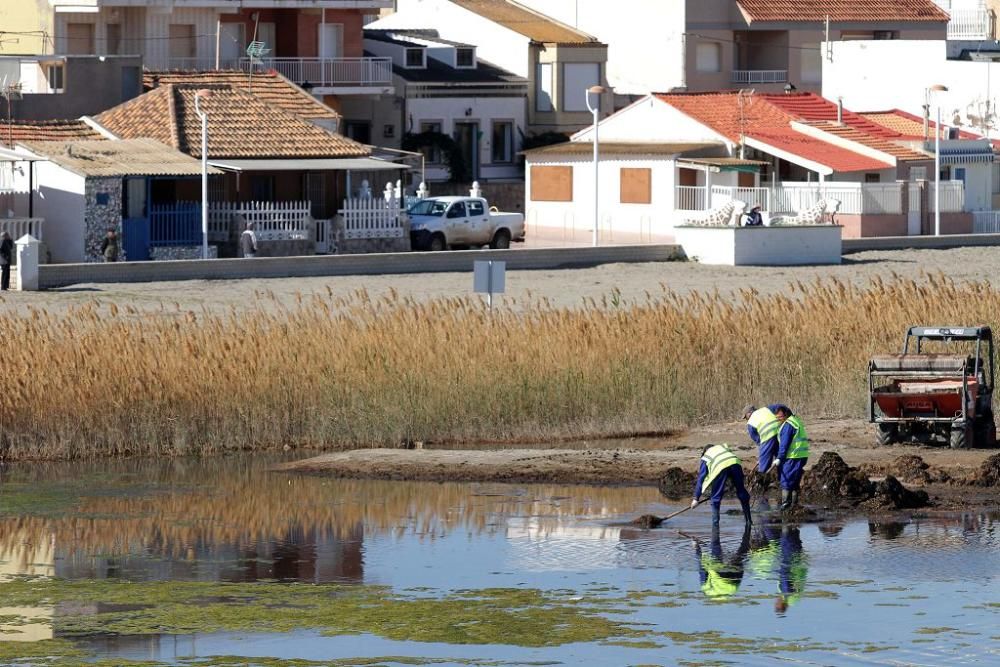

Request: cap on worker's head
left=742, top=404, right=756, bottom=419
left=701, top=444, right=713, bottom=456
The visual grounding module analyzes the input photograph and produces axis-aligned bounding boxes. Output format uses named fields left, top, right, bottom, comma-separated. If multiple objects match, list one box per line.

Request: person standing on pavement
left=691, top=443, right=753, bottom=527
left=240, top=221, right=258, bottom=258
left=101, top=228, right=120, bottom=262
left=774, top=406, right=810, bottom=510
left=0, top=232, right=13, bottom=291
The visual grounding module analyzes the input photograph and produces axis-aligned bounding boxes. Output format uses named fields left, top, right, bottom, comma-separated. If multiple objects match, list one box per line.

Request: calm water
left=2, top=455, right=1000, bottom=665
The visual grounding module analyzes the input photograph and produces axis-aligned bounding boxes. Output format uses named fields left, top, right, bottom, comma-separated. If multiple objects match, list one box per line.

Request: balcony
left=947, top=8, right=995, bottom=39
left=240, top=57, right=393, bottom=92
left=731, top=70, right=788, bottom=84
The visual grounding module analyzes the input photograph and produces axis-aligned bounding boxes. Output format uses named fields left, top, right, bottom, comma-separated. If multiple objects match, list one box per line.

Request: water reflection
left=688, top=527, right=751, bottom=599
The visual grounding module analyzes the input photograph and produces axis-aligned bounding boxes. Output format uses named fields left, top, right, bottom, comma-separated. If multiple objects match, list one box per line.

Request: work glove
left=769, top=458, right=780, bottom=472
left=690, top=498, right=699, bottom=509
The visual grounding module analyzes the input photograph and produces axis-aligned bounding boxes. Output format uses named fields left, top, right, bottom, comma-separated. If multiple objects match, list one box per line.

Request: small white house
left=361, top=28, right=528, bottom=182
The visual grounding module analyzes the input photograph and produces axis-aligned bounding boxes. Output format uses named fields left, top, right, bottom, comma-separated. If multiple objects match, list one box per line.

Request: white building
left=359, top=29, right=528, bottom=182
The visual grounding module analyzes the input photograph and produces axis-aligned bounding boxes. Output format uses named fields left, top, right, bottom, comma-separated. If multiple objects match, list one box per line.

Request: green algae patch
left=657, top=630, right=830, bottom=655
left=0, top=578, right=638, bottom=648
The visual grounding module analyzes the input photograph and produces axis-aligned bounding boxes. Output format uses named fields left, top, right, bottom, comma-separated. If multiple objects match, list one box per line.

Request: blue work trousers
left=707, top=465, right=752, bottom=509
left=757, top=438, right=779, bottom=472
left=778, top=458, right=807, bottom=491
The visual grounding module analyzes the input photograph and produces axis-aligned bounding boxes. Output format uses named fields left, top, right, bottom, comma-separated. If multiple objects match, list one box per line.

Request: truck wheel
left=949, top=423, right=970, bottom=449
left=429, top=234, right=447, bottom=252
left=489, top=229, right=511, bottom=249
left=876, top=424, right=897, bottom=447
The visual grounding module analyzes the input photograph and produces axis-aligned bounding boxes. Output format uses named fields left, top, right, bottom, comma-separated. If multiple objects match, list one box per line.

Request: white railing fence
left=339, top=196, right=406, bottom=239
left=675, top=186, right=707, bottom=210
left=211, top=201, right=312, bottom=241
left=703, top=182, right=905, bottom=215
left=948, top=9, right=993, bottom=39
left=0, top=217, right=42, bottom=242
left=973, top=210, right=1000, bottom=233
left=731, top=70, right=788, bottom=84
left=711, top=186, right=770, bottom=210
left=929, top=181, right=965, bottom=213
left=239, top=57, right=393, bottom=87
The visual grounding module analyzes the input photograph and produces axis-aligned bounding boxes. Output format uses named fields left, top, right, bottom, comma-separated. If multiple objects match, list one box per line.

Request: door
left=467, top=198, right=488, bottom=242
left=318, top=23, right=344, bottom=58
left=453, top=122, right=479, bottom=182
left=908, top=182, right=922, bottom=236
left=445, top=200, right=468, bottom=244
left=219, top=22, right=245, bottom=66
left=123, top=216, right=150, bottom=261
left=256, top=22, right=277, bottom=54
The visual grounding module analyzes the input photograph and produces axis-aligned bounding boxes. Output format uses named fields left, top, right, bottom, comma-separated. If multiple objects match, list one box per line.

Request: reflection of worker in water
left=743, top=404, right=789, bottom=474
left=774, top=526, right=808, bottom=615
left=692, top=526, right=752, bottom=598
left=774, top=406, right=810, bottom=510
left=692, top=443, right=753, bottom=527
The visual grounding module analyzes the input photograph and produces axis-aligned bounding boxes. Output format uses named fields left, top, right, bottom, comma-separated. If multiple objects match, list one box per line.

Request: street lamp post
left=585, top=85, right=606, bottom=247
left=928, top=83, right=948, bottom=237
left=194, top=89, right=211, bottom=259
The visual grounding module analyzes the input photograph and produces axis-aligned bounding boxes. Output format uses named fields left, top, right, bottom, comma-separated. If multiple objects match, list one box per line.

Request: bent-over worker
left=743, top=404, right=787, bottom=473
left=692, top=443, right=753, bottom=527
left=693, top=525, right=752, bottom=598
left=774, top=406, right=809, bottom=510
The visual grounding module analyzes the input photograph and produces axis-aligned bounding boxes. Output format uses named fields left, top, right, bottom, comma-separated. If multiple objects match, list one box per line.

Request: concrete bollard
left=15, top=234, right=40, bottom=291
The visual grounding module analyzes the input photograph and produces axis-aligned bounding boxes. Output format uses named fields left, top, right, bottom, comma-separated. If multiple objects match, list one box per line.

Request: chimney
left=836, top=97, right=843, bottom=124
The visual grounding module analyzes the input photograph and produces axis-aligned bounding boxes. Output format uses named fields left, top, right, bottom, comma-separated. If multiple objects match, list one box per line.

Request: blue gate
left=150, top=203, right=201, bottom=246
left=123, top=217, right=150, bottom=261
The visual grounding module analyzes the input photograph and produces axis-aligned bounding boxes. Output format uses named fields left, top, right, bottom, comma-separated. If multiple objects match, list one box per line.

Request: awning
left=208, top=158, right=410, bottom=172
left=677, top=157, right=768, bottom=173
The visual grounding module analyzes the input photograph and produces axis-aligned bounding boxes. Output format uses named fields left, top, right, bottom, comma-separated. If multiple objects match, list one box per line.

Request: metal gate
left=907, top=184, right=922, bottom=236
left=123, top=217, right=150, bottom=261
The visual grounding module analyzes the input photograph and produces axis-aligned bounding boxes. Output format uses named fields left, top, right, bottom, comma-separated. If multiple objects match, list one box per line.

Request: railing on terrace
left=339, top=196, right=406, bottom=239
left=731, top=69, right=788, bottom=84
left=675, top=185, right=707, bottom=211
left=239, top=57, right=393, bottom=87
left=973, top=210, right=1000, bottom=233
left=0, top=217, right=42, bottom=242
left=212, top=201, right=313, bottom=241
left=929, top=181, right=965, bottom=213
left=694, top=182, right=905, bottom=216
left=947, top=9, right=994, bottom=39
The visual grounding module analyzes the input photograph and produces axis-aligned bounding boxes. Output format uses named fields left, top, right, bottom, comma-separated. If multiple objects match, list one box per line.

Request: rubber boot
left=740, top=497, right=753, bottom=527
left=712, top=504, right=721, bottom=527
left=780, top=489, right=791, bottom=511
left=789, top=490, right=799, bottom=508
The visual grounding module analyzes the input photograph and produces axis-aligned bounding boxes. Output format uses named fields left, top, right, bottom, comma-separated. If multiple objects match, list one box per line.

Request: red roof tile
left=801, top=120, right=931, bottom=161
left=95, top=84, right=367, bottom=160
left=736, top=0, right=949, bottom=23
left=0, top=120, right=104, bottom=147
left=749, top=127, right=893, bottom=172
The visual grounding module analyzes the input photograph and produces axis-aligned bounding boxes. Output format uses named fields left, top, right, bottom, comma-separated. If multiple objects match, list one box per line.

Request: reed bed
left=2, top=274, right=997, bottom=460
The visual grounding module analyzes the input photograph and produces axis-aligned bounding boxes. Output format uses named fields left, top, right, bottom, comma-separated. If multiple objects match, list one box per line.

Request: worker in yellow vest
left=774, top=525, right=808, bottom=615
left=691, top=443, right=753, bottom=527
left=692, top=525, right=752, bottom=599
left=774, top=406, right=810, bottom=510
left=743, top=404, right=787, bottom=474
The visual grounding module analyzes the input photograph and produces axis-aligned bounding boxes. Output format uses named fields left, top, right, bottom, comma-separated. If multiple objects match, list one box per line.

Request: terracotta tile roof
left=656, top=92, right=894, bottom=173
left=801, top=120, right=931, bottom=161
left=861, top=111, right=928, bottom=137
left=524, top=141, right=723, bottom=156
left=736, top=0, right=949, bottom=23
left=94, top=84, right=368, bottom=160
left=0, top=120, right=104, bottom=147
left=143, top=70, right=339, bottom=121
left=451, top=0, right=600, bottom=43
left=18, top=138, right=222, bottom=177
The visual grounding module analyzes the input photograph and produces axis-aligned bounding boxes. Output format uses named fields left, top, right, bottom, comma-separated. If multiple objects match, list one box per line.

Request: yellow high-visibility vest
left=783, top=415, right=809, bottom=459
left=748, top=407, right=780, bottom=443
left=701, top=555, right=740, bottom=598
left=701, top=443, right=742, bottom=493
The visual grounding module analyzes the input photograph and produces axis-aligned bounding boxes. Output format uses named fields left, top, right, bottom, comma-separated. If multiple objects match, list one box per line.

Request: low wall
left=431, top=182, right=525, bottom=213
left=35, top=244, right=684, bottom=289
left=674, top=225, right=842, bottom=266
left=150, top=246, right=219, bottom=261
left=843, top=232, right=1000, bottom=253
left=337, top=237, right=411, bottom=254
left=837, top=214, right=907, bottom=239
left=938, top=213, right=973, bottom=235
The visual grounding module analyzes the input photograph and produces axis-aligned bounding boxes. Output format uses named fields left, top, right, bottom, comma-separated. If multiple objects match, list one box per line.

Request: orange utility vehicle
left=869, top=326, right=995, bottom=449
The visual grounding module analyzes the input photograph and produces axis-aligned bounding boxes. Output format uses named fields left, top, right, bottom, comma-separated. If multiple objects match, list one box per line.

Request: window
left=562, top=62, right=600, bottom=112
left=420, top=121, right=443, bottom=163
left=873, top=30, right=898, bottom=40
left=66, top=23, right=94, bottom=55
left=45, top=64, right=65, bottom=92
left=491, top=121, right=514, bottom=163
left=383, top=124, right=395, bottom=138
left=251, top=175, right=274, bottom=201
left=106, top=23, right=122, bottom=55
left=909, top=166, right=927, bottom=181
left=468, top=199, right=485, bottom=216
left=344, top=121, right=371, bottom=144
left=800, top=42, right=821, bottom=84
left=620, top=168, right=651, bottom=204
left=455, top=47, right=475, bottom=68
left=695, top=43, right=721, bottom=73
left=530, top=165, right=573, bottom=202
left=405, top=48, right=426, bottom=68
left=168, top=24, right=196, bottom=60
left=864, top=173, right=880, bottom=183
left=535, top=62, right=553, bottom=112
left=447, top=201, right=467, bottom=218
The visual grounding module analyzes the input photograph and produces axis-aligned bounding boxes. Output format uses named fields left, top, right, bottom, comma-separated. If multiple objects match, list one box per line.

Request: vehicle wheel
left=949, top=423, right=971, bottom=449
left=429, top=234, right=447, bottom=252
left=489, top=229, right=511, bottom=249
left=876, top=423, right=897, bottom=447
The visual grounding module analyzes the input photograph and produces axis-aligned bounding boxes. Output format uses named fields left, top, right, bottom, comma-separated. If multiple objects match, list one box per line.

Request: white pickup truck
left=408, top=196, right=525, bottom=251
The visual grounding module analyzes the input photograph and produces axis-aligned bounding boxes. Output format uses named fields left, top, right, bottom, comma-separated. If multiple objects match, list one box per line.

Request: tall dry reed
left=2, top=274, right=996, bottom=460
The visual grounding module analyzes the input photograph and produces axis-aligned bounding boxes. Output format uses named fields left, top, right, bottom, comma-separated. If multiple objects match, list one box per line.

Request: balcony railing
left=731, top=69, right=788, bottom=84
left=239, top=57, right=393, bottom=88
left=947, top=9, right=994, bottom=39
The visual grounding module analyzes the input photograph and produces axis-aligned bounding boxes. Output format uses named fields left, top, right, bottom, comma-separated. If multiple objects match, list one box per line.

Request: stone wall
left=151, top=246, right=219, bottom=261
left=331, top=216, right=411, bottom=255
left=425, top=182, right=525, bottom=213
left=84, top=177, right=124, bottom=262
